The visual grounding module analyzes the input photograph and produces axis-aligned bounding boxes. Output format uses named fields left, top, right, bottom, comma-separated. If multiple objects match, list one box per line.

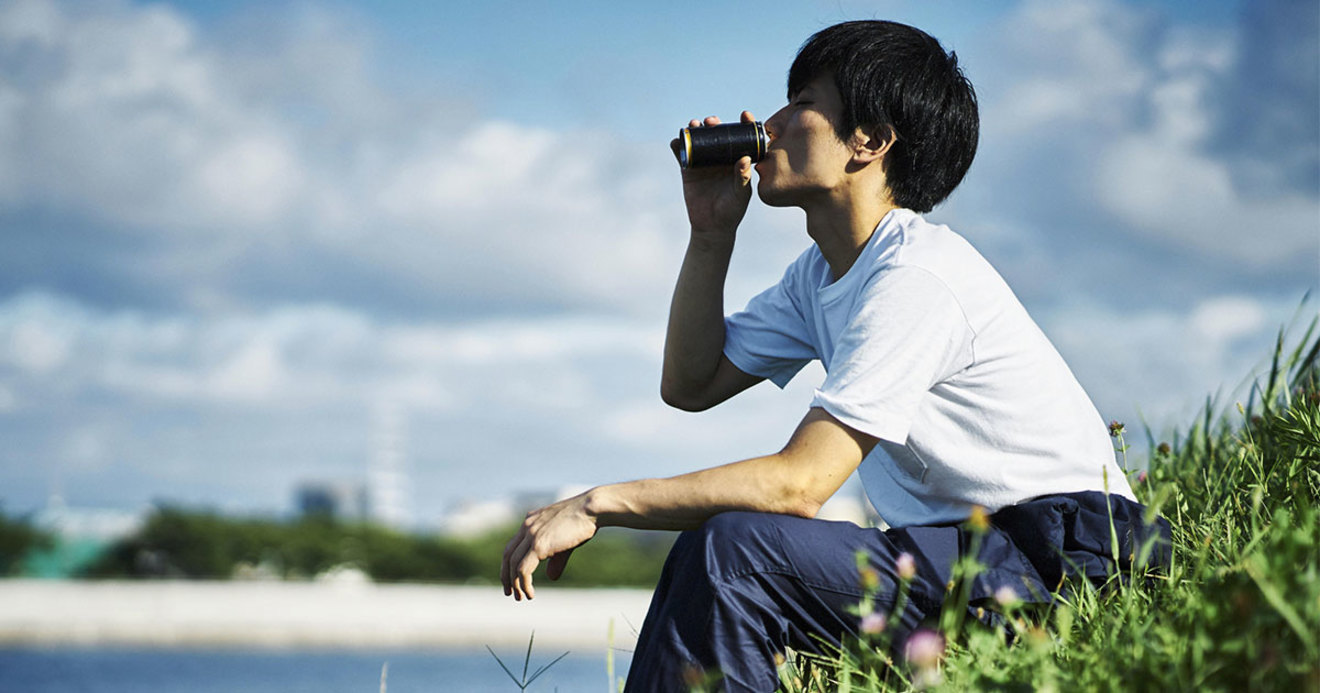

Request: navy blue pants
left=624, top=491, right=1170, bottom=692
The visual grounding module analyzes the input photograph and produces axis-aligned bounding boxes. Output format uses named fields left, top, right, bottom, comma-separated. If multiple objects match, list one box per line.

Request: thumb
left=546, top=547, right=576, bottom=581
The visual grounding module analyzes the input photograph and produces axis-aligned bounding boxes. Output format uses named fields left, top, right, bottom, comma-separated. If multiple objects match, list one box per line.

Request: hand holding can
left=676, top=121, right=770, bottom=169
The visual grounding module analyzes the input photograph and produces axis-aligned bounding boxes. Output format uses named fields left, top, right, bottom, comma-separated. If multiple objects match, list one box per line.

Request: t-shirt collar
left=819, top=207, right=913, bottom=295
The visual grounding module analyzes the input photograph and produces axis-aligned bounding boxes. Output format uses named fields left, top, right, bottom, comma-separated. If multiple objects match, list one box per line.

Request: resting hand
left=501, top=492, right=598, bottom=600
left=669, top=111, right=757, bottom=237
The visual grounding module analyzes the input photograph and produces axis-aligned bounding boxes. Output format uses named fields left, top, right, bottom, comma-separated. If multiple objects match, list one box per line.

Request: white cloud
left=0, top=291, right=665, bottom=413
left=0, top=0, right=304, bottom=232
left=1098, top=134, right=1318, bottom=268
left=0, top=288, right=831, bottom=511
left=7, top=320, right=71, bottom=374
left=1092, top=33, right=1317, bottom=268
left=0, top=292, right=77, bottom=374
left=197, top=135, right=306, bottom=226
left=990, top=0, right=1153, bottom=134
left=0, top=0, right=692, bottom=315
left=1043, top=294, right=1305, bottom=433
left=1190, top=296, right=1267, bottom=343
left=980, top=0, right=1318, bottom=272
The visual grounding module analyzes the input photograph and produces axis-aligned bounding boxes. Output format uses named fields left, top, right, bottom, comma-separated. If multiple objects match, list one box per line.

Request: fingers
left=499, top=497, right=595, bottom=601
left=500, top=528, right=520, bottom=595
left=501, top=522, right=540, bottom=601
left=688, top=112, right=755, bottom=130
left=509, top=533, right=538, bottom=601
left=516, top=550, right=539, bottom=600
left=736, top=155, right=753, bottom=184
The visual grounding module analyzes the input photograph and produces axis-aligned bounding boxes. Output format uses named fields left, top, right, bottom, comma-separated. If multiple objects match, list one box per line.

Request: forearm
left=660, top=233, right=736, bottom=407
left=584, top=453, right=844, bottom=531
left=501, top=408, right=873, bottom=600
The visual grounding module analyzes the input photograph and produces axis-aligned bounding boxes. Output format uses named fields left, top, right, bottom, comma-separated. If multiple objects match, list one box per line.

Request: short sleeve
left=810, top=266, right=974, bottom=443
left=723, top=265, right=818, bottom=388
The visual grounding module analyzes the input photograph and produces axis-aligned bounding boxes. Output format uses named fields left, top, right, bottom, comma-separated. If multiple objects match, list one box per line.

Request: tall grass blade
left=524, top=650, right=572, bottom=687
left=485, top=645, right=522, bottom=687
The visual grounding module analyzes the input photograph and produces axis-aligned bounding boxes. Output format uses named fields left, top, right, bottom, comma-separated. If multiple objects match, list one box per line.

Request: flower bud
left=903, top=629, right=945, bottom=669
left=994, top=585, right=1020, bottom=607
left=895, top=552, right=917, bottom=581
left=860, top=611, right=887, bottom=635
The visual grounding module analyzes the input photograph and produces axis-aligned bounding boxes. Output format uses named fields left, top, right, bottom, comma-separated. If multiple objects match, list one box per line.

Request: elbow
left=773, top=481, right=824, bottom=519
left=789, top=496, right=824, bottom=520
left=660, top=382, right=714, bottom=412
left=769, top=464, right=831, bottom=519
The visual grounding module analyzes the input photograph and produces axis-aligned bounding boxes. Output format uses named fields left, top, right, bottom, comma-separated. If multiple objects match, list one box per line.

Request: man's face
left=755, top=74, right=857, bottom=208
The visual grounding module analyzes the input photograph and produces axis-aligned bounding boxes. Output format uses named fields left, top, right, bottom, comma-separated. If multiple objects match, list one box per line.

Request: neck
left=805, top=195, right=898, bottom=281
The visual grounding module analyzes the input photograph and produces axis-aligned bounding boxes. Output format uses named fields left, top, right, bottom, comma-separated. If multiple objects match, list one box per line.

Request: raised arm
left=660, top=112, right=766, bottom=412
left=500, top=407, right=878, bottom=600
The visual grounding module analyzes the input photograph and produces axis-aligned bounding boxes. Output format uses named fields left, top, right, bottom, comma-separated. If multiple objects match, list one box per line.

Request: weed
left=778, top=318, right=1320, bottom=691
left=486, top=632, right=571, bottom=691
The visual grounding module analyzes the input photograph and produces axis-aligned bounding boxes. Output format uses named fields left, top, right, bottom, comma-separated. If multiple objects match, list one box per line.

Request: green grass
left=777, top=320, right=1320, bottom=692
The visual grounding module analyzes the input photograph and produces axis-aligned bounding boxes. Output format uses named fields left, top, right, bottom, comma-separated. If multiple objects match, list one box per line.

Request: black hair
left=788, top=21, right=979, bottom=213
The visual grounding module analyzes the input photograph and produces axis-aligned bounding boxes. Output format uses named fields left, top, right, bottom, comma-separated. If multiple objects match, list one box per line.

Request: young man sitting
left=501, top=20, right=1168, bottom=692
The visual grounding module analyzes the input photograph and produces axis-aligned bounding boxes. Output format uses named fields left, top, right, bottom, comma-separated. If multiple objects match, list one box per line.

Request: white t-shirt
left=724, top=208, right=1135, bottom=528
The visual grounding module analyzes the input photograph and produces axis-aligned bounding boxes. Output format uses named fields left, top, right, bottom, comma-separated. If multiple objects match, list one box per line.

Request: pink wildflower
left=903, top=629, right=945, bottom=669
left=860, top=611, right=887, bottom=635
left=895, top=552, right=917, bottom=581
left=994, top=585, right=1020, bottom=607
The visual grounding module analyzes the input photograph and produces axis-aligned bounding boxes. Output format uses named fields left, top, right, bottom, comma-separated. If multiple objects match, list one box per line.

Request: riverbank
left=0, top=579, right=653, bottom=650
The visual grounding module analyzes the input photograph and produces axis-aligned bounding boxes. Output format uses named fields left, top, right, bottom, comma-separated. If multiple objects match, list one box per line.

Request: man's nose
left=763, top=107, right=788, bottom=142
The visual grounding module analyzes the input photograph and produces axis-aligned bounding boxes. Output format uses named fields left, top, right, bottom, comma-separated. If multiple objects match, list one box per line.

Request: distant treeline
left=77, top=506, right=675, bottom=587
left=0, top=511, right=53, bottom=575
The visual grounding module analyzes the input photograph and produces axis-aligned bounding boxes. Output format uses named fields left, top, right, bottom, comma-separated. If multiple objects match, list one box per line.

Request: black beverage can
left=678, top=121, right=770, bottom=169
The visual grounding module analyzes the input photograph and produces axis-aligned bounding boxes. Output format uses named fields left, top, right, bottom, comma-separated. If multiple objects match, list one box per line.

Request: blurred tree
left=79, top=505, right=675, bottom=587
left=0, top=509, right=53, bottom=576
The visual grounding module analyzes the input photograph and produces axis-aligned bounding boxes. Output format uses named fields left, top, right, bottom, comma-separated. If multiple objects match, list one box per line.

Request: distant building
left=368, top=401, right=412, bottom=528
left=439, top=484, right=596, bottom=538
left=294, top=481, right=370, bottom=521
left=441, top=498, right=517, bottom=538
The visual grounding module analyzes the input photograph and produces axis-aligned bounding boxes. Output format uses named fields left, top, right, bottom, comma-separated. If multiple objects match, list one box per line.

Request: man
left=501, top=20, right=1166, bottom=692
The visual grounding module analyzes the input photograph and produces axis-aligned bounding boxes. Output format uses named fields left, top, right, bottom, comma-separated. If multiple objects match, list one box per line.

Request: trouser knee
left=671, top=511, right=788, bottom=582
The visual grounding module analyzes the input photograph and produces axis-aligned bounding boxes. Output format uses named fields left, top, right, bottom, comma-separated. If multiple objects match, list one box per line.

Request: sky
left=0, top=0, right=1316, bottom=526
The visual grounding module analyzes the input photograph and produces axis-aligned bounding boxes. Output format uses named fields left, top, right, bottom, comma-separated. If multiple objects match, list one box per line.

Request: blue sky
left=0, top=0, right=1315, bottom=525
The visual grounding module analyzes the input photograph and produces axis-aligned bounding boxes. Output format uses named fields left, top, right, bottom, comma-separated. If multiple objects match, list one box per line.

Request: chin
left=755, top=179, right=790, bottom=207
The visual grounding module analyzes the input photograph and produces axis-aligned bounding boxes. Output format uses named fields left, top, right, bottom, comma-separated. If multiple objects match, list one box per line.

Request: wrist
left=688, top=229, right=737, bottom=253
left=581, top=486, right=608, bottom=523
left=582, top=484, right=626, bottom=527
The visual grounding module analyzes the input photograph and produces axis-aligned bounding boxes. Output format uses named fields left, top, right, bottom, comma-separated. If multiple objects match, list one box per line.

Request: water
left=0, top=646, right=632, bottom=692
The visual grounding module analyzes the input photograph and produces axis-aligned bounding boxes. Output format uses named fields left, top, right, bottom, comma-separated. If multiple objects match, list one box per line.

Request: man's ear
left=851, top=124, right=895, bottom=165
